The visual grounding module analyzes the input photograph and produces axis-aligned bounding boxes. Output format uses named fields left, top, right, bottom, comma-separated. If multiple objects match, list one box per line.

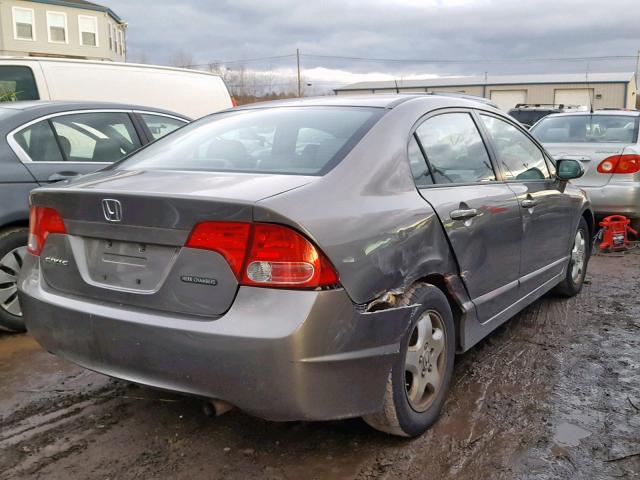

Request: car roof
left=0, top=100, right=190, bottom=134
left=0, top=100, right=189, bottom=117
left=231, top=93, right=498, bottom=111
left=543, top=109, right=640, bottom=119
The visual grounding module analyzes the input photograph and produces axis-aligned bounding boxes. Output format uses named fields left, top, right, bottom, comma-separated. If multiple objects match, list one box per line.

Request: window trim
left=7, top=109, right=139, bottom=164
left=78, top=14, right=99, bottom=47
left=46, top=10, right=69, bottom=44
left=12, top=6, right=36, bottom=41
left=475, top=110, right=554, bottom=183
left=409, top=107, right=500, bottom=189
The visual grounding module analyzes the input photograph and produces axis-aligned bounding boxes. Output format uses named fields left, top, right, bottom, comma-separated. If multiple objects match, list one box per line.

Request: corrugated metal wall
left=336, top=81, right=634, bottom=109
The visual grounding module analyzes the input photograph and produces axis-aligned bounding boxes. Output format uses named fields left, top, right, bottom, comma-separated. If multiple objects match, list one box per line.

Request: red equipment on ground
left=598, top=215, right=637, bottom=252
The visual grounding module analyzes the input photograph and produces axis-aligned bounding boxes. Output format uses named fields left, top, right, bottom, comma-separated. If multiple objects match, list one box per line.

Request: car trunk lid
left=31, top=170, right=315, bottom=317
left=544, top=143, right=631, bottom=187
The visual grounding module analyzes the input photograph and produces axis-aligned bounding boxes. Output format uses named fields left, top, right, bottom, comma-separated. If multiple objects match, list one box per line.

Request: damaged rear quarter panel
left=255, top=98, right=462, bottom=306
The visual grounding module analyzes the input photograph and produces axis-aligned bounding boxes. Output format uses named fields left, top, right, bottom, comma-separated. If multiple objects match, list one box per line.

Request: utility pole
left=635, top=49, right=640, bottom=92
left=296, top=49, right=302, bottom=98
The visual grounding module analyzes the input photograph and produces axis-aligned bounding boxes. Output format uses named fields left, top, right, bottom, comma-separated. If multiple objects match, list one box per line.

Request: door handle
left=450, top=208, right=479, bottom=221
left=521, top=199, right=538, bottom=209
left=48, top=171, right=79, bottom=182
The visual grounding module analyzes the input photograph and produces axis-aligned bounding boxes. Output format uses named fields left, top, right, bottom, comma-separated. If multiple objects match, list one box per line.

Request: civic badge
left=102, top=199, right=123, bottom=223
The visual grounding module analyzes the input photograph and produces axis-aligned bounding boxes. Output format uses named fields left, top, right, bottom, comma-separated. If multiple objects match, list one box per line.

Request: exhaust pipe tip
left=203, top=399, right=234, bottom=417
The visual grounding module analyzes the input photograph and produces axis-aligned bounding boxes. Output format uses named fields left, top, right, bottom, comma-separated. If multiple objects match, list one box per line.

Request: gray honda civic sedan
left=19, top=94, right=592, bottom=437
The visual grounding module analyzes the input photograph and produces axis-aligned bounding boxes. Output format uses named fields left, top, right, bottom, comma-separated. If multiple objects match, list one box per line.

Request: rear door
left=412, top=110, right=523, bottom=322
left=10, top=111, right=143, bottom=184
left=478, top=112, right=574, bottom=295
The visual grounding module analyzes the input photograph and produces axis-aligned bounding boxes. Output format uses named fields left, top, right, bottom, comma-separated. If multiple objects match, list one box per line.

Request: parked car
left=0, top=57, right=233, bottom=118
left=508, top=103, right=588, bottom=129
left=0, top=101, right=190, bottom=332
left=530, top=110, right=640, bottom=229
left=18, top=94, right=592, bottom=437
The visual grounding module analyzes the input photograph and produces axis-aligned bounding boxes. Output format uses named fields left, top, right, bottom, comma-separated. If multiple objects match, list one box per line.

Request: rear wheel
left=363, top=284, right=455, bottom=437
left=554, top=217, right=589, bottom=297
left=0, top=228, right=28, bottom=333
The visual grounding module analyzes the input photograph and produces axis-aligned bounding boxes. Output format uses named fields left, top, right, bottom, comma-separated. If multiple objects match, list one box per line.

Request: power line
left=181, top=54, right=296, bottom=69
left=300, top=53, right=637, bottom=65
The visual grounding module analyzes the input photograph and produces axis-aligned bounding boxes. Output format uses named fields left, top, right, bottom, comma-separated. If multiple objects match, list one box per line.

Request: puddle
left=552, top=422, right=590, bottom=447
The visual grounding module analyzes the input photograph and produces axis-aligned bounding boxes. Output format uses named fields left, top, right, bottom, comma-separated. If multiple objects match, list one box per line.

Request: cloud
left=107, top=0, right=639, bottom=88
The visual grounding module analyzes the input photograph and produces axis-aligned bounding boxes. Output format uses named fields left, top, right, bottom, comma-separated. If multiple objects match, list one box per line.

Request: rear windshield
left=0, top=66, right=39, bottom=102
left=116, top=106, right=383, bottom=175
left=508, top=109, right=552, bottom=127
left=531, top=115, right=639, bottom=144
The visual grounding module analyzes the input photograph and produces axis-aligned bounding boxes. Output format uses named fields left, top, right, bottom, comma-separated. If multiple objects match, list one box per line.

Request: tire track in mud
left=0, top=252, right=638, bottom=480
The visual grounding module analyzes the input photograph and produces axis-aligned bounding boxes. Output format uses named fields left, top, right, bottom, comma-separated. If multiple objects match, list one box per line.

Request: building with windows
left=334, top=73, right=638, bottom=111
left=0, top=0, right=126, bottom=61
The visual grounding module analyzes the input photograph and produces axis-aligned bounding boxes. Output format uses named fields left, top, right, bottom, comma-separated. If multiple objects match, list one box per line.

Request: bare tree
left=169, top=50, right=195, bottom=68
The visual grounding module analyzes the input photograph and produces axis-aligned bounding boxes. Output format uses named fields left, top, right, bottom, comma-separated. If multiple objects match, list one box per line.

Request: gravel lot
left=1, top=250, right=639, bottom=479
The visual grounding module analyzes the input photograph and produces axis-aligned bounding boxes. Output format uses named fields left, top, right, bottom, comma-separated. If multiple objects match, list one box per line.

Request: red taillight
left=231, top=96, right=238, bottom=108
left=185, top=222, right=251, bottom=278
left=27, top=206, right=66, bottom=256
left=242, top=224, right=339, bottom=287
left=185, top=222, right=339, bottom=288
left=597, top=154, right=640, bottom=174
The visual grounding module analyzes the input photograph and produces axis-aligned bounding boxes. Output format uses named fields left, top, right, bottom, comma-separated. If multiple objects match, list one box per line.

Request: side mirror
left=556, top=158, right=584, bottom=181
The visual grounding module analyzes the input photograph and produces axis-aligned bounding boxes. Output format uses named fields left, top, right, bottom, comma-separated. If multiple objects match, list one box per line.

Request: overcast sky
left=107, top=0, right=639, bottom=91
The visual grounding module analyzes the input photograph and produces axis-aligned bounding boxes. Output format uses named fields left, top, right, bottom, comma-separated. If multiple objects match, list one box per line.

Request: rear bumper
left=19, top=254, right=417, bottom=421
left=581, top=182, right=640, bottom=218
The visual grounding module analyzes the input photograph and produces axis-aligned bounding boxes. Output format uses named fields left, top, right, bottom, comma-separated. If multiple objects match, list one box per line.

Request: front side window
left=13, top=7, right=35, bottom=40
left=140, top=114, right=186, bottom=140
left=14, top=121, right=64, bottom=162
left=79, top=15, right=98, bottom=46
left=117, top=107, right=383, bottom=175
left=415, top=112, right=495, bottom=184
left=0, top=66, right=39, bottom=102
left=47, top=11, right=67, bottom=43
left=481, top=115, right=550, bottom=181
left=531, top=115, right=639, bottom=144
left=50, top=112, right=141, bottom=162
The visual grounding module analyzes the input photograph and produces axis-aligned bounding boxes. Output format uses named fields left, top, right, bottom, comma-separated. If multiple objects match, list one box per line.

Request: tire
left=363, top=283, right=455, bottom=437
left=553, top=217, right=590, bottom=297
left=0, top=227, right=29, bottom=333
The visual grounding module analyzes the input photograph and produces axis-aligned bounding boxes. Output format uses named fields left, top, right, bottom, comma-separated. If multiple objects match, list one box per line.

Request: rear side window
left=480, top=115, right=550, bottom=181
left=415, top=113, right=495, bottom=184
left=117, top=107, right=383, bottom=175
left=531, top=115, right=639, bottom=144
left=408, top=135, right=433, bottom=186
left=0, top=66, right=39, bottom=102
left=140, top=113, right=186, bottom=140
left=14, top=121, right=64, bottom=162
left=50, top=112, right=142, bottom=162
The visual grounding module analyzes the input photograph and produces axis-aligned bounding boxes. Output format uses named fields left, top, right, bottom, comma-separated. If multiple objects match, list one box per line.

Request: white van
left=0, top=57, right=234, bottom=118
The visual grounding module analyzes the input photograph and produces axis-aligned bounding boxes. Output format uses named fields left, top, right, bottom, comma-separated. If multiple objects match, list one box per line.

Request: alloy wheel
left=404, top=310, right=447, bottom=412
left=571, top=230, right=586, bottom=283
left=0, top=246, right=27, bottom=317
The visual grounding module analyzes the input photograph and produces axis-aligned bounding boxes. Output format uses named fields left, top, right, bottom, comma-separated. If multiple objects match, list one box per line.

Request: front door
left=478, top=113, right=574, bottom=295
left=411, top=111, right=523, bottom=322
left=12, top=111, right=143, bottom=184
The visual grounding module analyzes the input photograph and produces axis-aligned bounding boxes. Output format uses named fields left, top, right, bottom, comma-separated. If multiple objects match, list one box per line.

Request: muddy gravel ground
left=1, top=251, right=639, bottom=479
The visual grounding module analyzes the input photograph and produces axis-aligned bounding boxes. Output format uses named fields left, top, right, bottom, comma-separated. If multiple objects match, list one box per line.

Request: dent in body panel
left=256, top=97, right=465, bottom=307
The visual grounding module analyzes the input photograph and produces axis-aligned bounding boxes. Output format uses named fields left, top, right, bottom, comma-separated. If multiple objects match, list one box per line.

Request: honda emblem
left=102, top=199, right=123, bottom=222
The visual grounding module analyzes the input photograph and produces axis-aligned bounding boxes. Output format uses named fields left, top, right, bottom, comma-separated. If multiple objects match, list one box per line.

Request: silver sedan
left=19, top=94, right=592, bottom=437
left=531, top=110, right=640, bottom=229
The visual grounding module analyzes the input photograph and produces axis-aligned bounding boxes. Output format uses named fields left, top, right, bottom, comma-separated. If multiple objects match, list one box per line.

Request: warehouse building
left=334, top=72, right=637, bottom=111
